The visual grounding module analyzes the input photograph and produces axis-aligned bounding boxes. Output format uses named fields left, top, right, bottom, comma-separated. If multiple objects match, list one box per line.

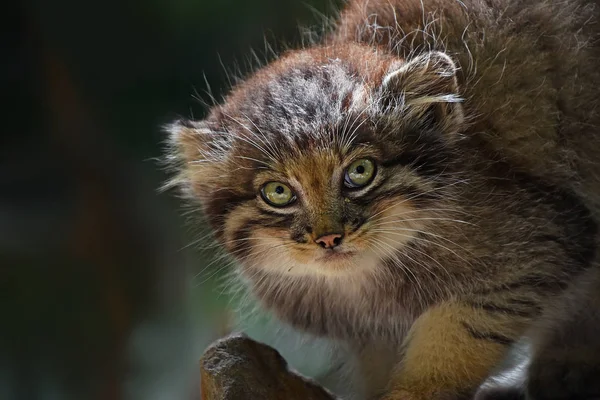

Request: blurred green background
left=2, top=1, right=344, bottom=399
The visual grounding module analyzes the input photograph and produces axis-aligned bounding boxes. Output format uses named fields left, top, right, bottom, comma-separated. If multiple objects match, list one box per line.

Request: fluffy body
left=167, top=0, right=600, bottom=398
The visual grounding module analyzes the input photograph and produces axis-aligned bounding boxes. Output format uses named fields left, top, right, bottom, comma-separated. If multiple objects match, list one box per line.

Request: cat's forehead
left=264, top=62, right=359, bottom=130
left=227, top=62, right=363, bottom=136
left=213, top=46, right=393, bottom=138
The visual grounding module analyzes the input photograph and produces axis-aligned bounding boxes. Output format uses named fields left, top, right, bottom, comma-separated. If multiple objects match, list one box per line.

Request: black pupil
left=356, top=165, right=365, bottom=174
left=275, top=185, right=284, bottom=194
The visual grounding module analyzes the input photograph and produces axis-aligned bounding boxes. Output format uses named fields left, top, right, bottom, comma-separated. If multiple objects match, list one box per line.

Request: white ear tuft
left=380, top=51, right=464, bottom=131
left=162, top=118, right=228, bottom=198
left=382, top=51, right=460, bottom=98
left=166, top=119, right=220, bottom=163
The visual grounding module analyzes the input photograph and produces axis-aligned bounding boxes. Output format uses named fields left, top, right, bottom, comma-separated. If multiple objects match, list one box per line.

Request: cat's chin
left=311, top=250, right=362, bottom=274
left=317, top=249, right=357, bottom=263
left=300, top=248, right=382, bottom=277
left=248, top=247, right=376, bottom=278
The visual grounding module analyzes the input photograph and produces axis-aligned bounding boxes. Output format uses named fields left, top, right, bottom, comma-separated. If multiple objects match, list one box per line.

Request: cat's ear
left=164, top=118, right=224, bottom=198
left=381, top=51, right=464, bottom=133
left=166, top=118, right=215, bottom=164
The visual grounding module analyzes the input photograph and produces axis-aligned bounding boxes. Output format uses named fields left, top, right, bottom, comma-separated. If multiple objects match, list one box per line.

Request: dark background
left=2, top=1, right=341, bottom=399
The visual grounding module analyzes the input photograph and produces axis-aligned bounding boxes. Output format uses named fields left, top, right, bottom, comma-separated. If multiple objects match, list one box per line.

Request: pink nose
left=315, top=233, right=344, bottom=249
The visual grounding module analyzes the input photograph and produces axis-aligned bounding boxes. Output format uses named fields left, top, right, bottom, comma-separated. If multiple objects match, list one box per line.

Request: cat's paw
left=526, top=348, right=600, bottom=400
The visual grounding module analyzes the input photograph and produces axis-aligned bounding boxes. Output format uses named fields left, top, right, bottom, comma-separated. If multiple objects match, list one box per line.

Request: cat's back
left=333, top=0, right=600, bottom=210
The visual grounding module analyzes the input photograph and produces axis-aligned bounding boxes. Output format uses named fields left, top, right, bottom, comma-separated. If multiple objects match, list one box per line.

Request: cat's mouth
left=317, top=249, right=357, bottom=262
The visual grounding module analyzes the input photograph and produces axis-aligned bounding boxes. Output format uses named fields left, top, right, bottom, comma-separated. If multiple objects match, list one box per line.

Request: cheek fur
left=244, top=228, right=293, bottom=272
left=243, top=227, right=324, bottom=276
left=362, top=197, right=422, bottom=260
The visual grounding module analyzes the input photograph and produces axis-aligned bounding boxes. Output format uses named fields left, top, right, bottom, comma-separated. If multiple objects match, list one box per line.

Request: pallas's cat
left=166, top=0, right=600, bottom=398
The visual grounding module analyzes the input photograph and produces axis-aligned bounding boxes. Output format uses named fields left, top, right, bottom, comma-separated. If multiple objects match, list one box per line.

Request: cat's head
left=167, top=42, right=465, bottom=289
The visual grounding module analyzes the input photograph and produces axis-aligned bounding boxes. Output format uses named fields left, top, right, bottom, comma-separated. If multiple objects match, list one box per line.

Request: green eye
left=261, top=182, right=295, bottom=207
left=344, top=158, right=376, bottom=188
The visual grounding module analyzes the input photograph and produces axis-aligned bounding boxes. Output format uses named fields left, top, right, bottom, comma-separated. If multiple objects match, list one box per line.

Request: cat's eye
left=261, top=182, right=296, bottom=207
left=344, top=158, right=376, bottom=188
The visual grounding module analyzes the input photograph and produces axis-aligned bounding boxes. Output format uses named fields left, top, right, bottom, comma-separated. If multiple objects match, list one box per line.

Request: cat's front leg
left=349, top=340, right=405, bottom=399
left=380, top=301, right=525, bottom=400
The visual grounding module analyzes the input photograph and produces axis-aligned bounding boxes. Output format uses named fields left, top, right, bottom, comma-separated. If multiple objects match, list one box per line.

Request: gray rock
left=200, top=333, right=337, bottom=400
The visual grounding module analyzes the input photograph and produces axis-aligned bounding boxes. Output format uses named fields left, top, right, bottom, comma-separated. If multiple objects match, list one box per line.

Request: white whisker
left=370, top=228, right=473, bottom=265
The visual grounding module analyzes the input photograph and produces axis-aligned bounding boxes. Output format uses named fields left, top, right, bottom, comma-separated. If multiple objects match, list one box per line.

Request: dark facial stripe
left=257, top=207, right=292, bottom=218
left=461, top=322, right=514, bottom=346
left=262, top=215, right=294, bottom=228
left=205, top=192, right=256, bottom=240
left=229, top=214, right=293, bottom=257
left=230, top=218, right=262, bottom=257
left=290, top=232, right=309, bottom=243
left=206, top=191, right=256, bottom=220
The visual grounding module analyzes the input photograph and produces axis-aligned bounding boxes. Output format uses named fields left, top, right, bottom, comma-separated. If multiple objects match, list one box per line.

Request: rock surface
left=200, top=333, right=337, bottom=400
